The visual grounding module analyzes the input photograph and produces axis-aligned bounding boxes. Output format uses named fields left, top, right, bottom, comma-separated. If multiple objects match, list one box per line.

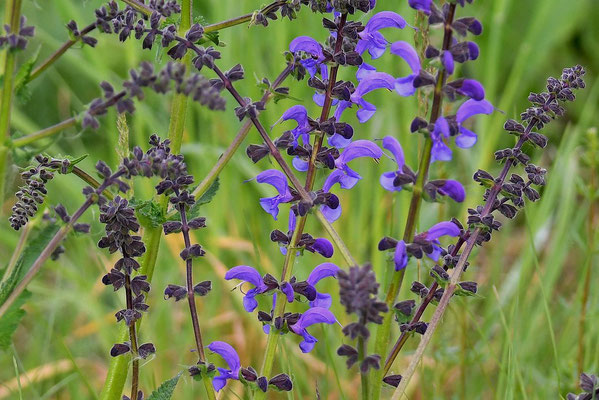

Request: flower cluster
left=9, top=155, right=74, bottom=230
left=225, top=262, right=339, bottom=352
left=0, top=16, right=35, bottom=50
left=202, top=341, right=293, bottom=393
left=336, top=264, right=387, bottom=372
left=82, top=61, right=225, bottom=130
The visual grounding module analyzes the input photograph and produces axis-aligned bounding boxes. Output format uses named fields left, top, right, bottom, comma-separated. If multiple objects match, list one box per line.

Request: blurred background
left=0, top=0, right=598, bottom=398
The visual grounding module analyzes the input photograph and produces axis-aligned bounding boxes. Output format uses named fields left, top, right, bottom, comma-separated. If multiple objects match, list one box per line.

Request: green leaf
left=14, top=46, right=41, bottom=104
left=129, top=198, right=165, bottom=228
left=186, top=178, right=220, bottom=219
left=147, top=372, right=182, bottom=400
left=0, top=291, right=31, bottom=351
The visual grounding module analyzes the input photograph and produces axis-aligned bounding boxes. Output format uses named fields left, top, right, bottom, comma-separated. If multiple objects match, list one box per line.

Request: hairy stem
left=0, top=0, right=22, bottom=201
left=390, top=112, right=542, bottom=397
left=383, top=236, right=466, bottom=375
left=254, top=14, right=350, bottom=399
left=371, top=6, right=456, bottom=397
left=124, top=274, right=140, bottom=400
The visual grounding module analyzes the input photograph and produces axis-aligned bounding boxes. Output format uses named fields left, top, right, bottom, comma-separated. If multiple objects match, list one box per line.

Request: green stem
left=370, top=6, right=456, bottom=398
left=358, top=336, right=369, bottom=400
left=11, top=117, right=77, bottom=148
left=0, top=0, right=22, bottom=201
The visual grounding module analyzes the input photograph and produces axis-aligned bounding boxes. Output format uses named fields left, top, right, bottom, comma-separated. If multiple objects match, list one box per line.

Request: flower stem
left=382, top=236, right=466, bottom=375
left=124, top=273, right=140, bottom=400
left=0, top=0, right=22, bottom=201
left=358, top=336, right=369, bottom=400
left=254, top=14, right=350, bottom=399
left=390, top=107, right=544, bottom=397
left=370, top=6, right=456, bottom=398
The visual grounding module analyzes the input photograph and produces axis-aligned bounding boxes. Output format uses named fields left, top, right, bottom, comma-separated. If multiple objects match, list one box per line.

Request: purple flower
left=280, top=212, right=334, bottom=258
left=408, top=0, right=432, bottom=14
left=454, top=99, right=494, bottom=148
left=390, top=41, right=421, bottom=96
left=442, top=51, right=455, bottom=75
left=255, top=169, right=294, bottom=220
left=289, top=307, right=336, bottom=353
left=356, top=12, right=408, bottom=59
left=224, top=265, right=268, bottom=312
left=275, top=105, right=311, bottom=146
left=420, top=221, right=461, bottom=261
left=306, top=263, right=340, bottom=308
left=321, top=140, right=383, bottom=221
left=289, top=36, right=325, bottom=77
left=456, top=79, right=485, bottom=101
left=350, top=72, right=395, bottom=122
left=435, top=180, right=466, bottom=202
left=430, top=117, right=453, bottom=163
left=208, top=341, right=241, bottom=391
left=394, top=240, right=408, bottom=270
left=430, top=99, right=493, bottom=162
left=380, top=136, right=406, bottom=192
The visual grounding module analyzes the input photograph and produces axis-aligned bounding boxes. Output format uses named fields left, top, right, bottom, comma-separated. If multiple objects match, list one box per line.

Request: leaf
left=186, top=178, right=220, bottom=219
left=0, top=291, right=31, bottom=351
left=129, top=198, right=165, bottom=228
left=14, top=46, right=41, bottom=104
left=147, top=372, right=182, bottom=400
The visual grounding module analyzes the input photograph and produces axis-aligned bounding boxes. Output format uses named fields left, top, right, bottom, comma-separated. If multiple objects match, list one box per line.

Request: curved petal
left=225, top=265, right=263, bottom=288
left=307, top=263, right=340, bottom=286
left=336, top=139, right=383, bottom=166
left=281, top=282, right=295, bottom=303
left=426, top=221, right=460, bottom=240
left=390, top=41, right=420, bottom=73
left=458, top=79, right=485, bottom=101
left=328, top=133, right=352, bottom=148
left=380, top=171, right=400, bottom=192
left=351, top=72, right=395, bottom=103
left=334, top=100, right=353, bottom=122
left=208, top=341, right=241, bottom=373
left=467, top=41, right=479, bottom=60
left=442, top=51, right=455, bottom=74
left=321, top=204, right=342, bottom=222
left=456, top=99, right=494, bottom=123
left=437, top=180, right=466, bottom=202
left=311, top=238, right=334, bottom=258
left=433, top=117, right=450, bottom=139
left=298, top=331, right=318, bottom=353
left=313, top=92, right=326, bottom=106
left=356, top=62, right=377, bottom=81
left=292, top=307, right=336, bottom=331
left=394, top=240, right=408, bottom=271
left=408, top=0, right=432, bottom=14
left=289, top=36, right=324, bottom=59
left=288, top=210, right=296, bottom=232
left=431, top=138, right=452, bottom=163
left=356, top=98, right=377, bottom=123
left=256, top=169, right=289, bottom=196
left=382, top=136, right=405, bottom=169
left=363, top=11, right=407, bottom=34
left=259, top=196, right=283, bottom=220
left=309, top=292, right=332, bottom=309
left=456, top=126, right=478, bottom=148
left=394, top=74, right=417, bottom=96
left=323, top=169, right=345, bottom=192
left=279, top=105, right=309, bottom=130
left=293, top=157, right=310, bottom=171
left=243, top=291, right=259, bottom=312
left=368, top=34, right=388, bottom=59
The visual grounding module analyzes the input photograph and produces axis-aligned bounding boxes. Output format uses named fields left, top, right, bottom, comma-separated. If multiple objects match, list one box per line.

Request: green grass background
left=1, top=0, right=598, bottom=398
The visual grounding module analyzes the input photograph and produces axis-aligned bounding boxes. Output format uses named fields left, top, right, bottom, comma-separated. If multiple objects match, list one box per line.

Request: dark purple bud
left=269, top=374, right=293, bottom=391
left=257, top=376, right=268, bottom=392
left=193, top=280, right=212, bottom=296
left=110, top=342, right=131, bottom=357
left=394, top=299, right=416, bottom=317
left=164, top=284, right=187, bottom=301
left=383, top=374, right=403, bottom=387
left=163, top=221, right=183, bottom=235
left=188, top=217, right=207, bottom=229
left=138, top=342, right=156, bottom=359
